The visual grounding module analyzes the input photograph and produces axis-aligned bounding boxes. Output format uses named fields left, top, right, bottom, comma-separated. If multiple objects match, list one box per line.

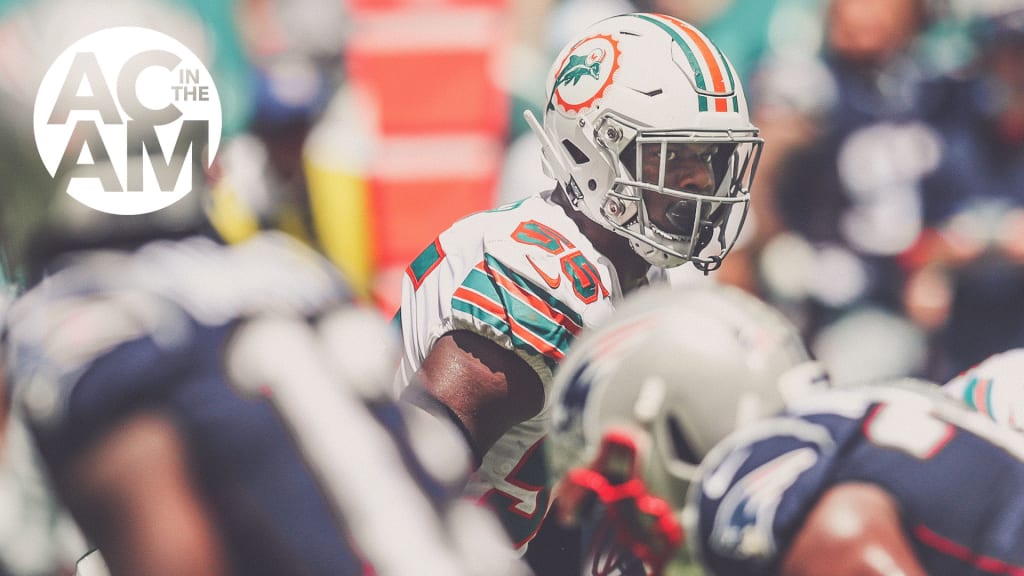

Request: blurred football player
left=0, top=2, right=525, bottom=575
left=546, top=284, right=824, bottom=575
left=6, top=233, right=527, bottom=576
left=394, top=12, right=763, bottom=553
left=944, top=347, right=1024, bottom=433
left=688, top=380, right=1024, bottom=576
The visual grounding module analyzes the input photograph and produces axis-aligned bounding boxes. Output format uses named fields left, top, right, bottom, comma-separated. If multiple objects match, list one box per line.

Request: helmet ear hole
left=667, top=413, right=701, bottom=466
left=561, top=139, right=591, bottom=165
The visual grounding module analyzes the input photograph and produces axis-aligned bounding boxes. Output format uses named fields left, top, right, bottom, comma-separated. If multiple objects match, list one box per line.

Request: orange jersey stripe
left=483, top=263, right=583, bottom=337
left=454, top=283, right=566, bottom=360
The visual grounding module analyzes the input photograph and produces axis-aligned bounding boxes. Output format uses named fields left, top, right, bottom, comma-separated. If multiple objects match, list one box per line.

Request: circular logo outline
left=552, top=34, right=621, bottom=114
left=33, top=26, right=222, bottom=216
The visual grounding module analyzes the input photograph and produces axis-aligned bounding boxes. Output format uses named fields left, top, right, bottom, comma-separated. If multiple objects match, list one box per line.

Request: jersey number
left=513, top=221, right=608, bottom=303
left=478, top=437, right=551, bottom=549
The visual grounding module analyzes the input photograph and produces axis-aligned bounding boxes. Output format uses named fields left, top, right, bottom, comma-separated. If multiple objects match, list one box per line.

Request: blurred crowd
left=1, top=0, right=1024, bottom=574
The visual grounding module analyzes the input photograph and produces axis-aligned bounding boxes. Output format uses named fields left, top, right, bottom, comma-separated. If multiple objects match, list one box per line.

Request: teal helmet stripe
left=631, top=13, right=744, bottom=113
left=629, top=13, right=708, bottom=91
left=629, top=13, right=710, bottom=112
left=712, top=44, right=740, bottom=112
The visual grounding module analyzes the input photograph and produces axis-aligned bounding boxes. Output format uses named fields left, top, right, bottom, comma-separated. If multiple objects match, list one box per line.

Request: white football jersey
left=395, top=191, right=666, bottom=550
left=944, top=348, right=1024, bottom=433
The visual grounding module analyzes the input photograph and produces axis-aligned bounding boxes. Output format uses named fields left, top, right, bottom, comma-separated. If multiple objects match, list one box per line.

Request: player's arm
left=405, top=330, right=545, bottom=465
left=55, top=411, right=229, bottom=576
left=781, top=482, right=926, bottom=576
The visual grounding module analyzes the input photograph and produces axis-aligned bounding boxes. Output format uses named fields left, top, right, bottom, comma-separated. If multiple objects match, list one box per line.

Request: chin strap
left=693, top=255, right=722, bottom=275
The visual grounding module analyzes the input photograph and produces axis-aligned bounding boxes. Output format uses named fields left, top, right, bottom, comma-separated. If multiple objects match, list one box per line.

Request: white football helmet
left=547, top=284, right=827, bottom=572
left=526, top=13, right=763, bottom=271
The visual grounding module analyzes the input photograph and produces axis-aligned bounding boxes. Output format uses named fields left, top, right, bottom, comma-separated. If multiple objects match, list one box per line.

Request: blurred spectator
left=206, top=0, right=345, bottom=247
left=205, top=53, right=337, bottom=246
left=740, top=0, right=941, bottom=386
left=905, top=5, right=1024, bottom=380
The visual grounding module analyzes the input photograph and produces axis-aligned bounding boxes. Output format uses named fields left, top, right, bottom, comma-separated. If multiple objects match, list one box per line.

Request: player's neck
left=551, top=187, right=652, bottom=294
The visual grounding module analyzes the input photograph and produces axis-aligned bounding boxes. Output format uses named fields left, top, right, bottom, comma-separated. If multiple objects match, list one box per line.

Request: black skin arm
left=55, top=412, right=230, bottom=576
left=782, top=482, right=927, bottom=576
left=405, top=330, right=545, bottom=464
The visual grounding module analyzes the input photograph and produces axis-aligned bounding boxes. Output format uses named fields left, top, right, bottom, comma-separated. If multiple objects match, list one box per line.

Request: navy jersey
left=688, top=384, right=1024, bottom=576
left=3, top=233, right=518, bottom=576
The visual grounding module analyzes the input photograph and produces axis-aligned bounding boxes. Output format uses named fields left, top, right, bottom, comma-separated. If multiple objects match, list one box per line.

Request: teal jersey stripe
left=461, top=267, right=575, bottom=359
left=483, top=254, right=584, bottom=327
left=451, top=296, right=559, bottom=373
left=963, top=377, right=978, bottom=410
left=963, top=377, right=994, bottom=417
left=452, top=294, right=508, bottom=334
left=390, top=309, right=402, bottom=336
left=489, top=197, right=529, bottom=213
left=408, top=240, right=443, bottom=285
left=497, top=285, right=574, bottom=357
left=461, top=267, right=504, bottom=304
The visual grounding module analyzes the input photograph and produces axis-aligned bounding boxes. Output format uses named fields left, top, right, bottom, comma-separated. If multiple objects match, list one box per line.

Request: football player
left=546, top=284, right=824, bottom=575
left=394, top=12, right=763, bottom=553
left=688, top=380, right=1024, bottom=576
left=0, top=3, right=525, bottom=575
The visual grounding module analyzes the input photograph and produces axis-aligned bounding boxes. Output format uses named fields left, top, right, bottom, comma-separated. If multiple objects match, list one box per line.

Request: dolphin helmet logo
left=551, top=34, right=620, bottom=114
left=555, top=47, right=606, bottom=88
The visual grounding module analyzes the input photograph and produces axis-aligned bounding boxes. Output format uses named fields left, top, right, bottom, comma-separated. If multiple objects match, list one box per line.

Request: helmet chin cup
left=631, top=238, right=689, bottom=269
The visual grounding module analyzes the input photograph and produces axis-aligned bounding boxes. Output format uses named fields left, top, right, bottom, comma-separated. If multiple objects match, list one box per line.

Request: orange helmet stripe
left=632, top=13, right=737, bottom=112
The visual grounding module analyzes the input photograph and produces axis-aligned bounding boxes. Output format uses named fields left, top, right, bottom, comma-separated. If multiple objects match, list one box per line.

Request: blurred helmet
left=548, top=284, right=826, bottom=571
left=527, top=13, right=763, bottom=271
